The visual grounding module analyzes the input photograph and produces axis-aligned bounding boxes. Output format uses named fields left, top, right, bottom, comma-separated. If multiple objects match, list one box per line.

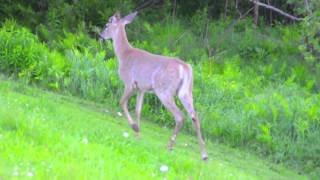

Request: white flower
left=82, top=138, right=89, bottom=144
left=26, top=171, right=34, bottom=177
left=117, top=112, right=123, bottom=117
left=160, top=165, right=168, bottom=173
left=12, top=170, right=19, bottom=176
left=151, top=173, right=156, bottom=177
left=184, top=143, right=188, bottom=147
left=123, top=132, right=129, bottom=138
left=46, top=165, right=52, bottom=172
left=99, top=159, right=104, bottom=164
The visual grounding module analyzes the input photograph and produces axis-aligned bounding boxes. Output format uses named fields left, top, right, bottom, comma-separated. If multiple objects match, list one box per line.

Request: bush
left=64, top=49, right=122, bottom=103
left=192, top=59, right=320, bottom=174
left=0, top=20, right=72, bottom=89
left=0, top=20, right=48, bottom=80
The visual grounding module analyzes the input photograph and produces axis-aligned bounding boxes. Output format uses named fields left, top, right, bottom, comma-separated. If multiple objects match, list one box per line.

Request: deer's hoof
left=134, top=131, right=141, bottom=139
left=202, top=156, right=208, bottom=161
left=202, top=152, right=208, bottom=161
left=131, top=123, right=139, bottom=133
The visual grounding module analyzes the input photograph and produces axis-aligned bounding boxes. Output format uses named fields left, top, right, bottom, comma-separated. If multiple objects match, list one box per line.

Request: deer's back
left=121, top=48, right=189, bottom=94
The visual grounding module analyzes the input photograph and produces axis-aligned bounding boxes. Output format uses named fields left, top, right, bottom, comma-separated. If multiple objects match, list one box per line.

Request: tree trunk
left=235, top=0, right=242, bottom=18
left=224, top=0, right=229, bottom=19
left=172, top=0, right=177, bottom=21
left=268, top=0, right=272, bottom=24
left=254, top=0, right=259, bottom=26
left=304, top=0, right=312, bottom=16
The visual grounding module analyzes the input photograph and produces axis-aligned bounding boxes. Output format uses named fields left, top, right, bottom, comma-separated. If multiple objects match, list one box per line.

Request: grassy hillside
left=0, top=78, right=305, bottom=179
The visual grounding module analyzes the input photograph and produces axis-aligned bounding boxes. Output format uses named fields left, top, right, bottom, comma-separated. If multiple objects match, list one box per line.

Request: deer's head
left=100, top=11, right=137, bottom=40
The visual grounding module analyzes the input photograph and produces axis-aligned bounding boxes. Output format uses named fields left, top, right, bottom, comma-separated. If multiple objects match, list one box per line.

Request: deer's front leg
left=120, top=86, right=139, bottom=133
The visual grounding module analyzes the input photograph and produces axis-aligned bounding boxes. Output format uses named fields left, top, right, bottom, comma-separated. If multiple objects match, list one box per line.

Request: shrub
left=0, top=20, right=48, bottom=81
left=64, top=48, right=122, bottom=103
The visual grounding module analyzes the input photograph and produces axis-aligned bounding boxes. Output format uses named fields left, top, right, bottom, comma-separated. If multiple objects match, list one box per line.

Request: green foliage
left=0, top=20, right=70, bottom=88
left=298, top=11, right=320, bottom=90
left=64, top=49, right=122, bottom=103
left=0, top=20, right=46, bottom=80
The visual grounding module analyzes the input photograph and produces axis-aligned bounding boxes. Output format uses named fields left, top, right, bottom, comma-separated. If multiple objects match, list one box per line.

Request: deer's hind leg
left=156, top=93, right=184, bottom=150
left=135, top=91, right=145, bottom=129
left=179, top=94, right=208, bottom=160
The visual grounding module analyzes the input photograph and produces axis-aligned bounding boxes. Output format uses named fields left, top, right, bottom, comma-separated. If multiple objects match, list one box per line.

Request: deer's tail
left=178, top=64, right=196, bottom=119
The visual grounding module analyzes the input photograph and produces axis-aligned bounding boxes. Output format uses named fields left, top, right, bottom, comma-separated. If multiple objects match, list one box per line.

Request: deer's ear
left=110, top=12, right=121, bottom=23
left=122, top=11, right=138, bottom=25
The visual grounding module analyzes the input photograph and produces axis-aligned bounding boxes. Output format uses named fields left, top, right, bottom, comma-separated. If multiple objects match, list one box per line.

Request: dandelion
left=82, top=137, right=89, bottom=144
left=160, top=165, right=168, bottom=173
left=117, top=112, right=123, bottom=117
left=12, top=170, right=19, bottom=176
left=46, top=165, right=52, bottom=172
left=123, top=132, right=129, bottom=138
left=99, top=159, right=104, bottom=164
left=26, top=171, right=34, bottom=177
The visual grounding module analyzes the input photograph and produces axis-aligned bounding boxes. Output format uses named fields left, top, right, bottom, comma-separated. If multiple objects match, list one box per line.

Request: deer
left=99, top=11, right=208, bottom=160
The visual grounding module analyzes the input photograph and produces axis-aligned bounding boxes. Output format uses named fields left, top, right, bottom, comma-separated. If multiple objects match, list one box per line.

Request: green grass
left=0, top=78, right=305, bottom=179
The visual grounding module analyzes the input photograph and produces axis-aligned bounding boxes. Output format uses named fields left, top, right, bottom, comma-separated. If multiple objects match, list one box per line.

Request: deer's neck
left=113, top=25, right=132, bottom=61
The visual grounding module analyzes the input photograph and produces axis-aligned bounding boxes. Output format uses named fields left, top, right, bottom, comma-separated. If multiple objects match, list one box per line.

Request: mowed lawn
left=0, top=79, right=305, bottom=179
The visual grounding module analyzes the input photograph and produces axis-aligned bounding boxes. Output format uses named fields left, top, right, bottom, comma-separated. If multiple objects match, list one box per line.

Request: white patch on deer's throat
left=114, top=27, right=119, bottom=37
